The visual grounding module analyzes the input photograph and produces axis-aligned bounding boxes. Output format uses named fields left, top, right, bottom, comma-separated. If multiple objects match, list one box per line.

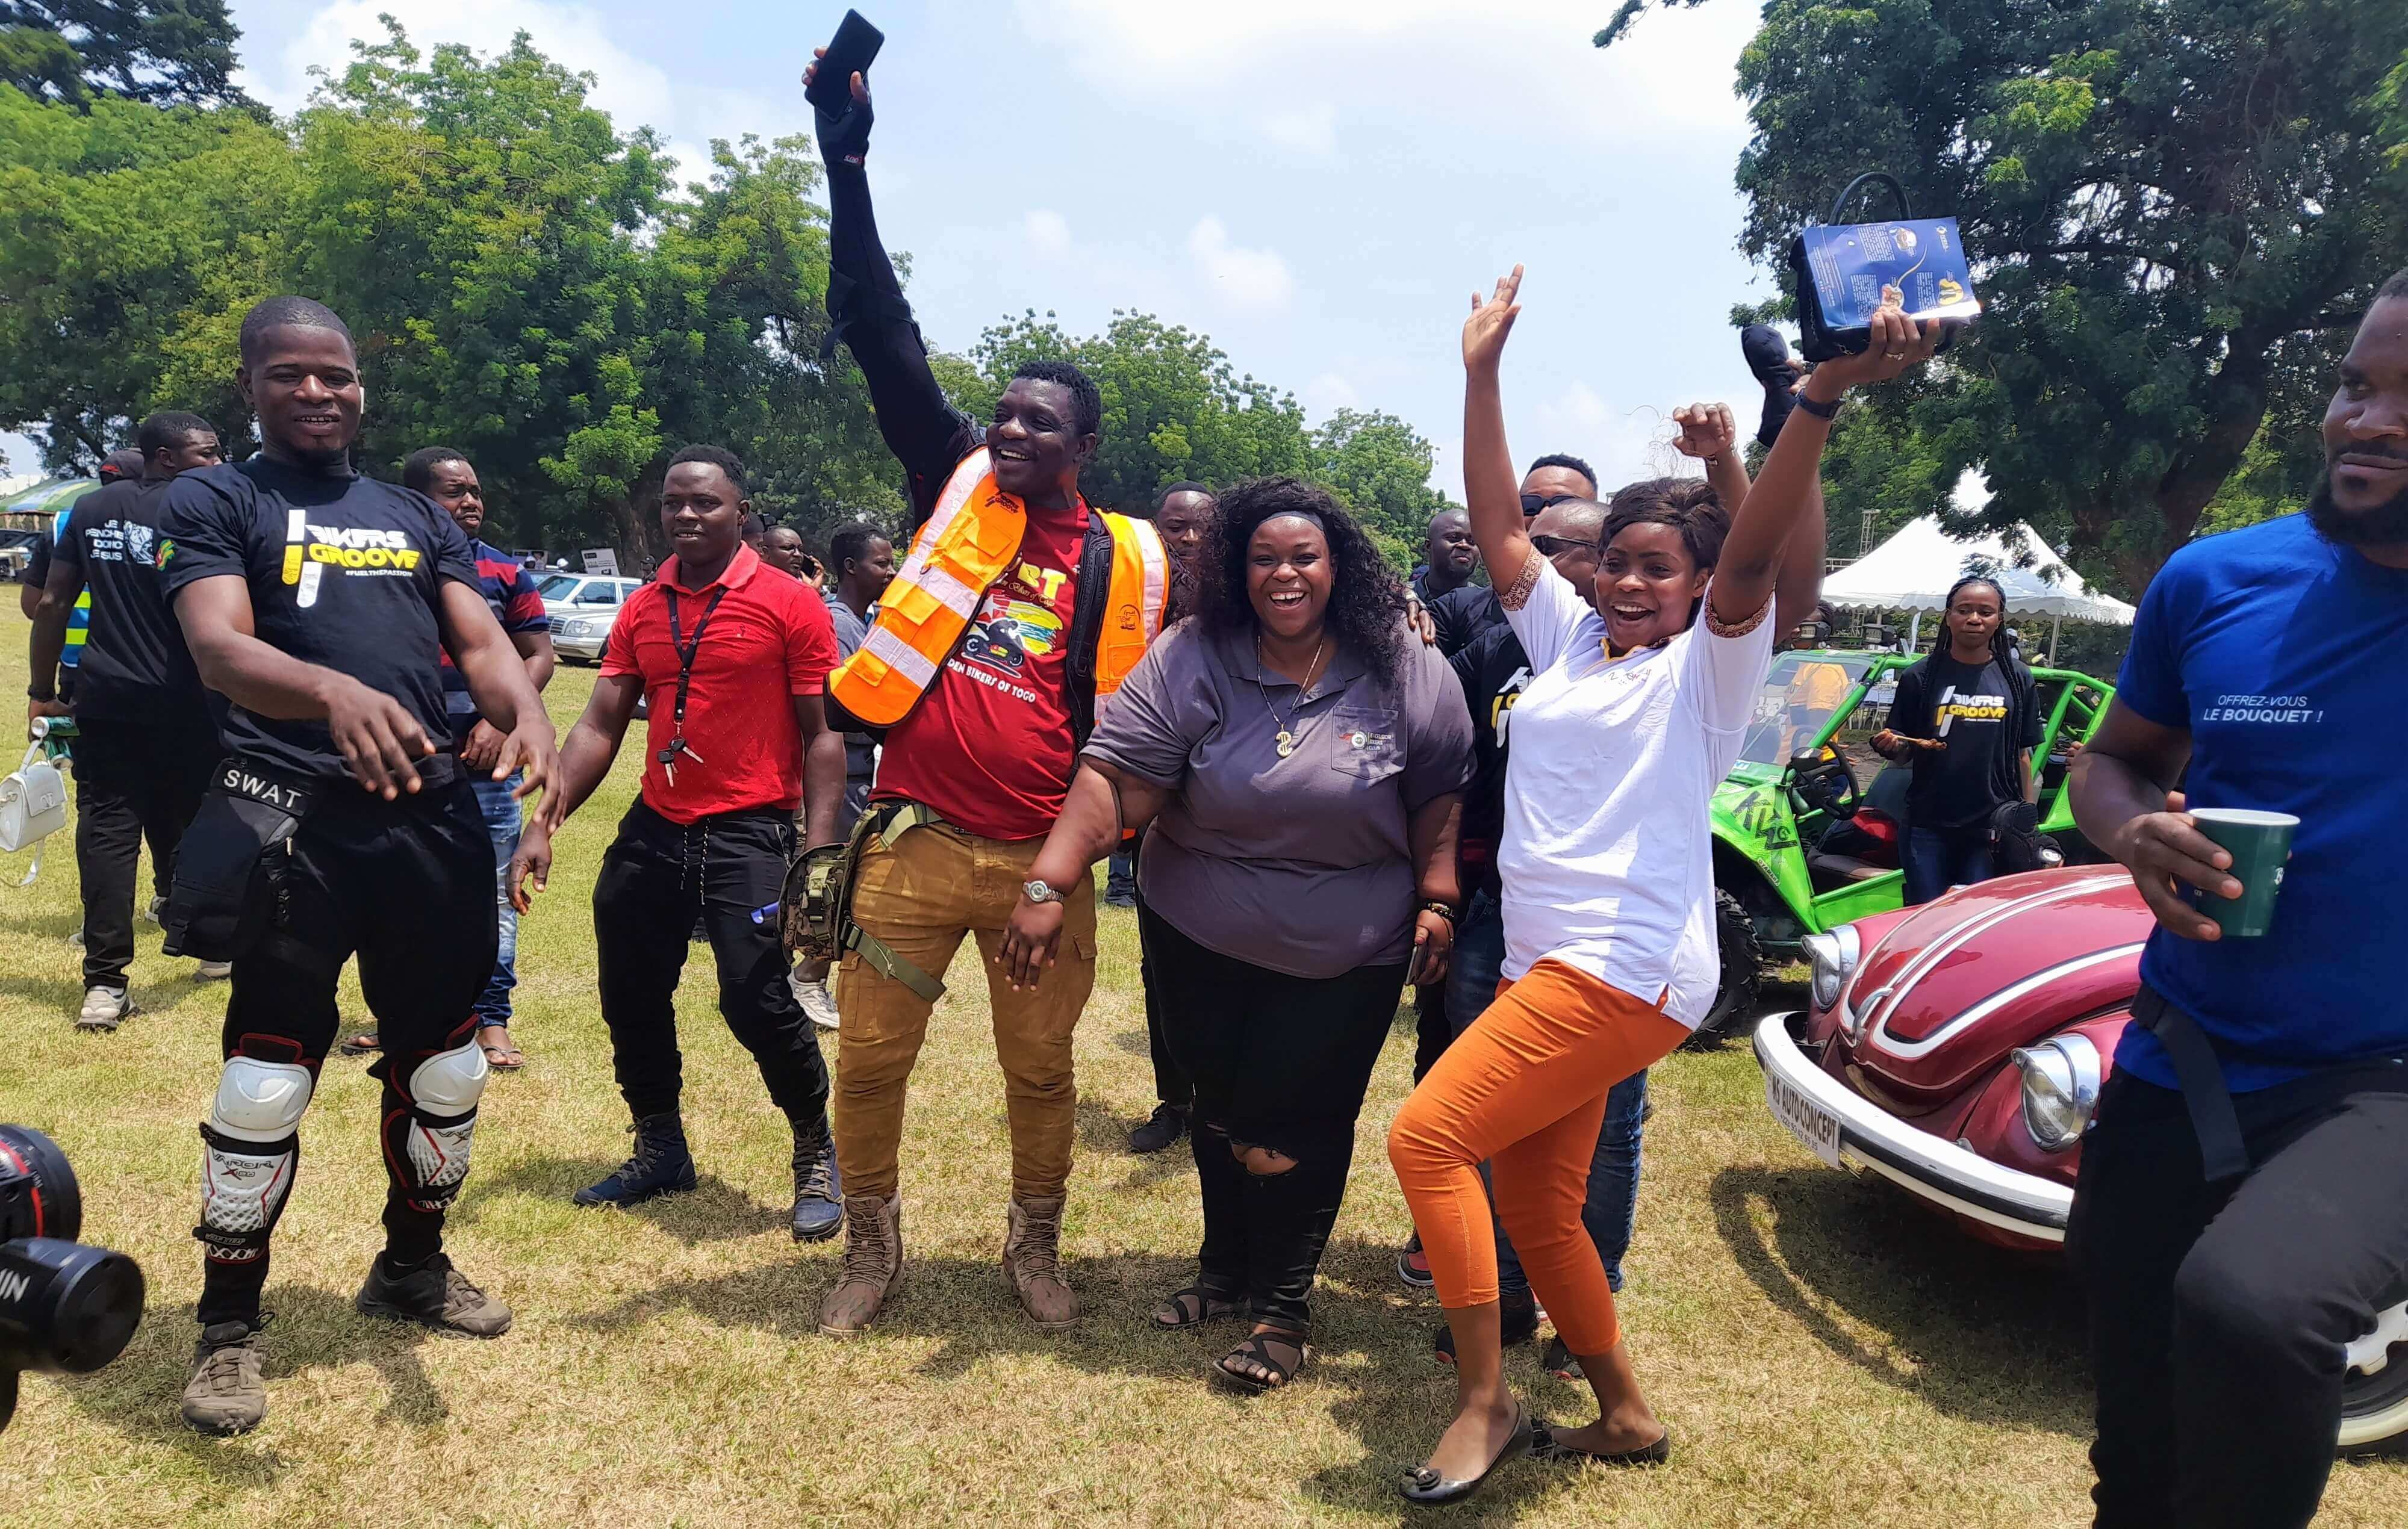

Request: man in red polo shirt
left=512, top=445, right=848, bottom=1239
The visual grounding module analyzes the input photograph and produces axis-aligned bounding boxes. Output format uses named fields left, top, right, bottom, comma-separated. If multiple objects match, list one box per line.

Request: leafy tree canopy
left=1614, top=0, right=2408, bottom=593
left=0, top=0, right=248, bottom=108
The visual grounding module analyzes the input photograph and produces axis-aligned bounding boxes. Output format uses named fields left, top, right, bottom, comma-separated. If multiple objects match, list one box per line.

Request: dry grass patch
left=1, top=621, right=2401, bottom=1525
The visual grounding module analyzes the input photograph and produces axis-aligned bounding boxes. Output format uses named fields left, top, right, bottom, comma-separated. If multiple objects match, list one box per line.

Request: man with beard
left=2068, top=272, right=2408, bottom=1528
left=807, top=54, right=1169, bottom=1335
left=160, top=297, right=557, bottom=1434
left=1428, top=454, right=1597, bottom=658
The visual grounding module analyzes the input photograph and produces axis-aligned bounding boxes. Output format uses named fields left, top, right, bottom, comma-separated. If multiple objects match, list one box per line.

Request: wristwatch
left=1023, top=879, right=1065, bottom=906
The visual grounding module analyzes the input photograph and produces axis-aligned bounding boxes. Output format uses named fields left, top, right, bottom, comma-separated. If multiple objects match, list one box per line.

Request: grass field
left=3, top=618, right=2403, bottom=1527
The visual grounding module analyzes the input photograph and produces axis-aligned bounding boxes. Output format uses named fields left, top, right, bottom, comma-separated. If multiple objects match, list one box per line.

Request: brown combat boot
left=818, top=1192, right=903, bottom=1336
left=1002, top=1195, right=1078, bottom=1330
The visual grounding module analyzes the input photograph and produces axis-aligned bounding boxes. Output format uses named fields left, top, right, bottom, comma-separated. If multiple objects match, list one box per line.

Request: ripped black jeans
left=1139, top=904, right=1408, bottom=1332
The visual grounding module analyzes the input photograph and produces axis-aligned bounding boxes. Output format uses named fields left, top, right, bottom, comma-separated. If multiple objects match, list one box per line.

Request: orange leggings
left=1387, top=959, right=1690, bottom=1356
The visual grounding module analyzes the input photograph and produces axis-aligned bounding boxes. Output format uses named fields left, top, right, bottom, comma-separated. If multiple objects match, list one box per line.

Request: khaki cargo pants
left=833, top=820, right=1098, bottom=1202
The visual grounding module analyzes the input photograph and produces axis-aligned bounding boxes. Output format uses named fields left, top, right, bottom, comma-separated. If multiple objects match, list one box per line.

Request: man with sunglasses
left=1428, top=453, right=1598, bottom=657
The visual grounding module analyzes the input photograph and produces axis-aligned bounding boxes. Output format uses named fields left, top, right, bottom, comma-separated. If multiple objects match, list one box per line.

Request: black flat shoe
left=1399, top=1403, right=1534, bottom=1505
left=1529, top=1419, right=1672, bottom=1468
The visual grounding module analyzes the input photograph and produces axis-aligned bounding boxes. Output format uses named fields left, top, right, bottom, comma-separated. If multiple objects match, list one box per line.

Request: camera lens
left=0, top=1238, right=145, bottom=1375
left=0, top=1124, right=83, bottom=1245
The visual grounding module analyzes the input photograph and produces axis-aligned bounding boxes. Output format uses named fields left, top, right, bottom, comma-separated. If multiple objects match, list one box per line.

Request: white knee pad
left=198, top=1056, right=313, bottom=1261
left=208, top=1056, right=314, bottom=1143
left=391, top=1038, right=488, bottom=1209
left=408, top=1037, right=490, bottom=1117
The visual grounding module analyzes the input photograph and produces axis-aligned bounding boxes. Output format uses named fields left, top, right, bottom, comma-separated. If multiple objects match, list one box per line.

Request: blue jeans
left=1905, top=822, right=1996, bottom=906
left=471, top=771, right=523, bottom=1027
left=1444, top=889, right=1649, bottom=1295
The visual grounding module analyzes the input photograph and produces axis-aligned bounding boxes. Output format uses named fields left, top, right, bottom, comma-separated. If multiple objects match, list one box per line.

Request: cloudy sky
left=11, top=0, right=1786, bottom=502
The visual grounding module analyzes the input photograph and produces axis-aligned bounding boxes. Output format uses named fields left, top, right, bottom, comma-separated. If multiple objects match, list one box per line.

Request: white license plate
left=1767, top=1072, right=1843, bottom=1168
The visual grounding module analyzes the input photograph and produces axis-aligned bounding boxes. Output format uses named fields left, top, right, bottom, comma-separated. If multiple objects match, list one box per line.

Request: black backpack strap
left=1062, top=515, right=1116, bottom=749
left=2132, top=984, right=2253, bottom=1182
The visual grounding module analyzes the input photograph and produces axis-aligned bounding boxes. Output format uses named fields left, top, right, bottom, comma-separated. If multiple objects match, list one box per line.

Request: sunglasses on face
left=1529, top=533, right=1602, bottom=557
left=1521, top=492, right=1579, bottom=515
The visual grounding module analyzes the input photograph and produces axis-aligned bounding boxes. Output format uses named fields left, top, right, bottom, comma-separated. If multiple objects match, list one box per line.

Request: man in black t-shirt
left=157, top=297, right=557, bottom=1438
left=29, top=412, right=226, bottom=1025
left=1428, top=453, right=1599, bottom=657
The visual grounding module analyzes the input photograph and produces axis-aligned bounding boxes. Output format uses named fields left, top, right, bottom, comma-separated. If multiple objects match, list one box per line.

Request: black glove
left=815, top=79, right=874, bottom=168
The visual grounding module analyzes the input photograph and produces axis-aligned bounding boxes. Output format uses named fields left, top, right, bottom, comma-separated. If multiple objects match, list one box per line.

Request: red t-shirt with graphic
left=874, top=500, right=1087, bottom=841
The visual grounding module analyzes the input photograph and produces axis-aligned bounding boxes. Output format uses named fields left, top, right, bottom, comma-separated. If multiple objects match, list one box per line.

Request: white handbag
left=0, top=739, right=70, bottom=854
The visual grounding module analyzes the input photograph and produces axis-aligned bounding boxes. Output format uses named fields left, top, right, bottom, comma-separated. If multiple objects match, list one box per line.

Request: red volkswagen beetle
left=1752, top=866, right=2408, bottom=1451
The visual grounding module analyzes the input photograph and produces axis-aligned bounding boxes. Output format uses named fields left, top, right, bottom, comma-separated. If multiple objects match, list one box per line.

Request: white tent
left=1823, top=514, right=2134, bottom=661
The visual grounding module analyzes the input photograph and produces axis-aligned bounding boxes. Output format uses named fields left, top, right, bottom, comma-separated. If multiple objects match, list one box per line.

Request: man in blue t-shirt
left=2068, top=272, right=2408, bottom=1528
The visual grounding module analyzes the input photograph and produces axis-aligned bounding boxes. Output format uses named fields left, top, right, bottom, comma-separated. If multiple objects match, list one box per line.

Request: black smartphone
left=805, top=10, right=885, bottom=116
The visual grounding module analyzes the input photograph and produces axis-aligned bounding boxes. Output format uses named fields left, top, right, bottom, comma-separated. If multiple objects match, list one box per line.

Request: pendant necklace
left=1254, top=633, right=1328, bottom=758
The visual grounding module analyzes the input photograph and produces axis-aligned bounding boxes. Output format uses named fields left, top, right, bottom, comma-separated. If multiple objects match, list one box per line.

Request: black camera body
left=0, top=1124, right=146, bottom=1431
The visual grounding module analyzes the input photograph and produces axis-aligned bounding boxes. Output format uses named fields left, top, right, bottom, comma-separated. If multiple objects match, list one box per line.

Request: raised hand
left=1813, top=306, right=1941, bottom=393
left=804, top=47, right=874, bottom=165
left=1463, top=266, right=1525, bottom=374
left=1672, top=402, right=1739, bottom=462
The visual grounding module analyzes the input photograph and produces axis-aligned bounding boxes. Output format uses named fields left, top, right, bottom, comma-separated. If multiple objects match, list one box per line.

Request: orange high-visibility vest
left=830, top=447, right=1168, bottom=730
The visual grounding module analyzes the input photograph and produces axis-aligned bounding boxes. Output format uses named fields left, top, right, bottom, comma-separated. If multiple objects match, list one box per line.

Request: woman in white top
left=1387, top=268, right=1937, bottom=1503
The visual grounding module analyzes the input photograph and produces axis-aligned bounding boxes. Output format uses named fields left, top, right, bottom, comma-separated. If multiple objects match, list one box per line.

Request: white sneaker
left=794, top=975, right=840, bottom=1031
left=76, top=986, right=134, bottom=1031
left=194, top=961, right=234, bottom=982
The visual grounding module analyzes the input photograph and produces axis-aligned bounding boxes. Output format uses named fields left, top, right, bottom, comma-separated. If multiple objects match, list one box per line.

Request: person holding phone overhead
left=1000, top=478, right=1470, bottom=1394
left=1387, top=268, right=1934, bottom=1502
left=1870, top=574, right=2039, bottom=904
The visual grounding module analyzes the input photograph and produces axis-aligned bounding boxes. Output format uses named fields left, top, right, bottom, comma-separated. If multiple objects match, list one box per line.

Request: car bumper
left=1752, top=1011, right=2074, bottom=1244
left=554, top=634, right=607, bottom=663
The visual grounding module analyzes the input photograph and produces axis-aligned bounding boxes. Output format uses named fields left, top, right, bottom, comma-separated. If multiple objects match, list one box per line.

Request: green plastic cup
left=2187, top=807, right=2298, bottom=938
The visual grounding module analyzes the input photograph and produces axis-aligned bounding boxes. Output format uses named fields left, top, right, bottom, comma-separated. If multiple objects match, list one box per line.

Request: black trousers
left=593, top=800, right=829, bottom=1127
left=198, top=780, right=498, bottom=1326
left=2070, top=1064, right=2408, bottom=1528
left=1141, top=903, right=1406, bottom=1331
left=1127, top=836, right=1190, bottom=1111
left=72, top=713, right=213, bottom=988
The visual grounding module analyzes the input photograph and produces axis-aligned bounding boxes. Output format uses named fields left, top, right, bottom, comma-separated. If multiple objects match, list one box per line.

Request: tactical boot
left=355, top=1251, right=514, bottom=1337
left=1002, top=1195, right=1078, bottom=1330
left=818, top=1192, right=903, bottom=1336
left=179, top=1318, right=268, bottom=1435
left=789, top=1117, right=843, bottom=1242
left=573, top=1112, right=697, bottom=1208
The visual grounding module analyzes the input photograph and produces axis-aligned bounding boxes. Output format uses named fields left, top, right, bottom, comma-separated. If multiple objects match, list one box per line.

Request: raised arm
left=811, top=61, right=975, bottom=523
left=1709, top=308, right=1937, bottom=627
left=1461, top=267, right=1536, bottom=596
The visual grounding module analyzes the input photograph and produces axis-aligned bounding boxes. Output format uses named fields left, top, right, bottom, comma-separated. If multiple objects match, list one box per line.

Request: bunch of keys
left=658, top=736, right=706, bottom=786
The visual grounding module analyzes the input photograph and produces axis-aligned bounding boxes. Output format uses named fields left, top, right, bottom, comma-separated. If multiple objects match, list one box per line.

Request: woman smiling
left=1386, top=268, right=1937, bottom=1503
left=1000, top=477, right=1472, bottom=1394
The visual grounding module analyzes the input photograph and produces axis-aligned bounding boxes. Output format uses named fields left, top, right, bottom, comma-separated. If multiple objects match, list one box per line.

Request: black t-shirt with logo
left=1448, top=617, right=1537, bottom=895
left=1885, top=653, right=2041, bottom=830
left=158, top=457, right=478, bottom=781
left=52, top=476, right=209, bottom=725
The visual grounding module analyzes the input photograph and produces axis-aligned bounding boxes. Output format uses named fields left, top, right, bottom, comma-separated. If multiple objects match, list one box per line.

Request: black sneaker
left=1128, top=1102, right=1188, bottom=1155
left=1542, top=1334, right=1584, bottom=1381
left=355, top=1251, right=512, bottom=1337
left=574, top=1112, right=698, bottom=1208
left=1433, top=1289, right=1538, bottom=1365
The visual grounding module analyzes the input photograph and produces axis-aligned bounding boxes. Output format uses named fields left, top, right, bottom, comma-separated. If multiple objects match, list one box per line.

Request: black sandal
left=1152, top=1284, right=1245, bottom=1330
left=1212, top=1327, right=1309, bottom=1394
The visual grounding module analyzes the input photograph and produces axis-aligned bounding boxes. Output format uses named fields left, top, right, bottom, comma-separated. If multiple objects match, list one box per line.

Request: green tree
left=966, top=309, right=1314, bottom=515
left=1311, top=407, right=1454, bottom=569
left=0, top=1, right=249, bottom=108
left=0, top=82, right=296, bottom=467
left=1609, top=0, right=2408, bottom=592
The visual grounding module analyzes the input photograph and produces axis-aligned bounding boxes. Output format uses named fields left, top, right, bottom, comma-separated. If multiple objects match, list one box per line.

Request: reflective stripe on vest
left=829, top=449, right=1166, bottom=728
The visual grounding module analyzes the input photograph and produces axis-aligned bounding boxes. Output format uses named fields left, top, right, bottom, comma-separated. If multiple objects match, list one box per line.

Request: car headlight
left=2011, top=1034, right=2102, bottom=1152
left=564, top=618, right=602, bottom=639
left=1803, top=925, right=1861, bottom=1013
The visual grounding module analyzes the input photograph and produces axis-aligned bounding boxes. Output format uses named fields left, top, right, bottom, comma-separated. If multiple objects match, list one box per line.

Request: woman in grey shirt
left=1001, top=478, right=1472, bottom=1393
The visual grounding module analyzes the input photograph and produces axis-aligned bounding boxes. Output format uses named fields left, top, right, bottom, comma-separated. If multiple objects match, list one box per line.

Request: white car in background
left=540, top=573, right=643, bottom=663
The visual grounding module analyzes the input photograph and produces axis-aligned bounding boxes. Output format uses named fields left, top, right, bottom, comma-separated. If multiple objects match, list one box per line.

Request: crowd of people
left=7, top=45, right=2404, bottom=1527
